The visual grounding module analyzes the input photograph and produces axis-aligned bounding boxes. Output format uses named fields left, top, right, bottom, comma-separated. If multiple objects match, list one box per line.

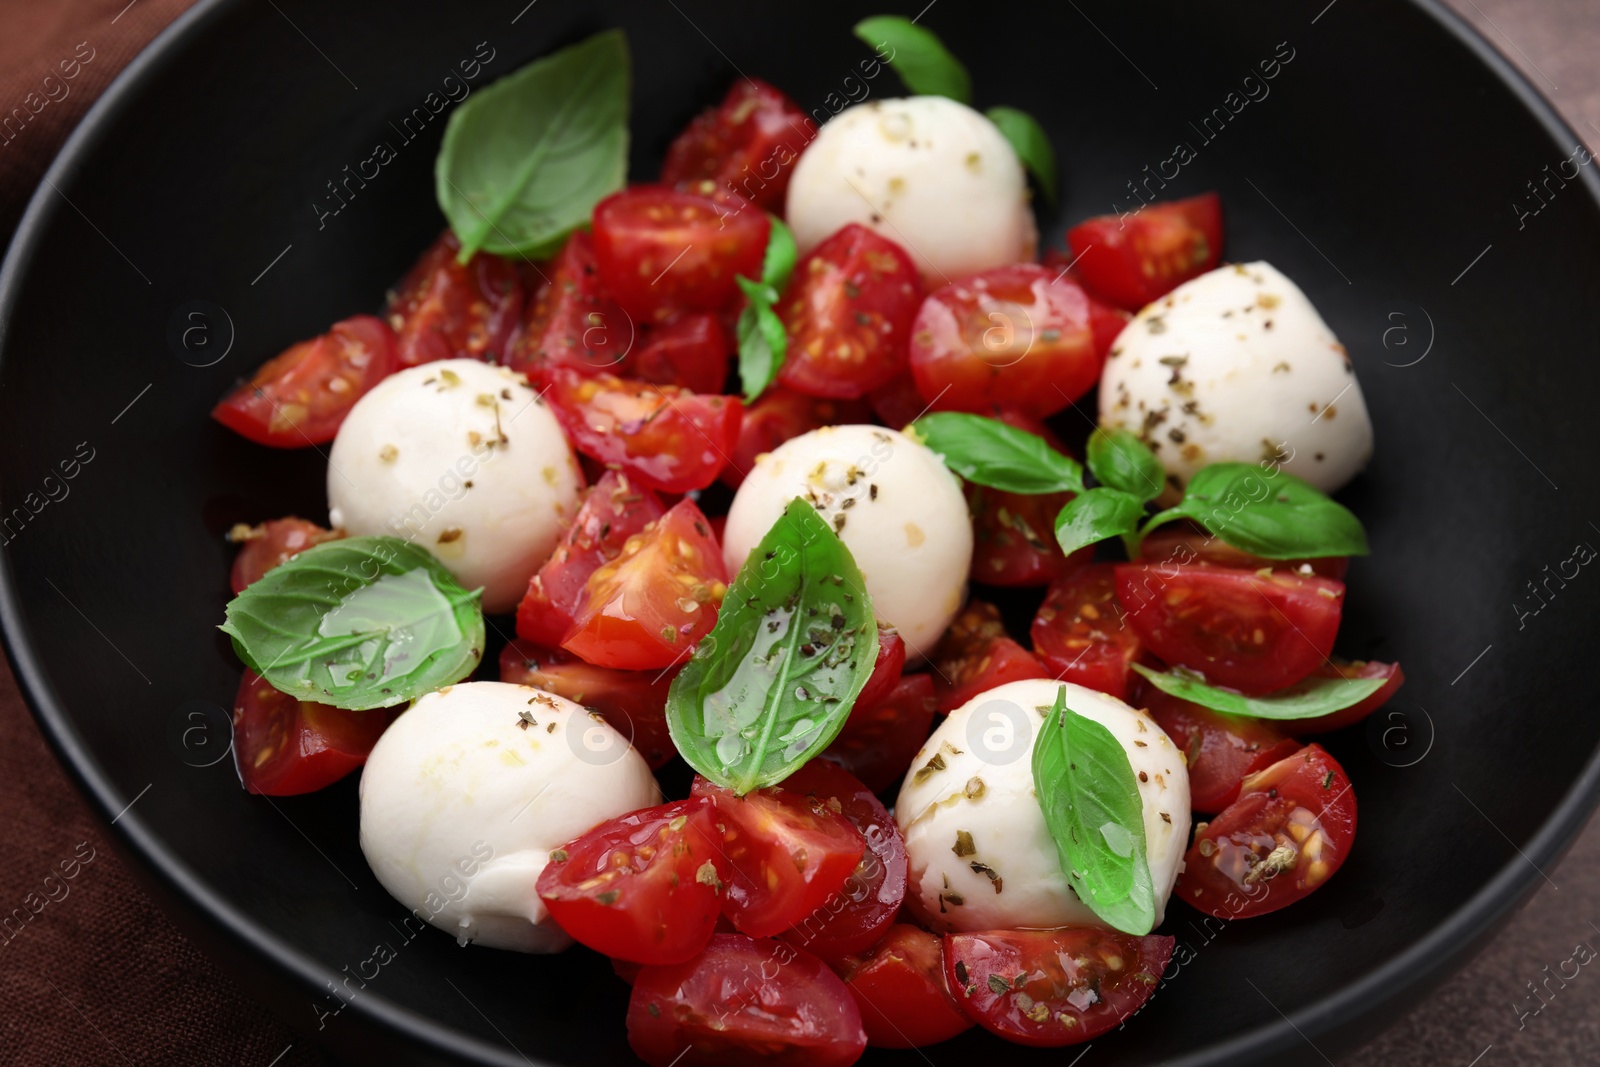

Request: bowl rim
left=3, top=1, right=1599, bottom=1064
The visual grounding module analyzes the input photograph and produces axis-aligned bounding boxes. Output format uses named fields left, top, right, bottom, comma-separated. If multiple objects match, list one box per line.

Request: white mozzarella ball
left=721, top=425, right=970, bottom=656
left=327, top=359, right=582, bottom=613
left=1098, top=261, right=1374, bottom=494
left=896, top=678, right=1189, bottom=933
left=358, top=681, right=660, bottom=952
left=786, top=97, right=1037, bottom=283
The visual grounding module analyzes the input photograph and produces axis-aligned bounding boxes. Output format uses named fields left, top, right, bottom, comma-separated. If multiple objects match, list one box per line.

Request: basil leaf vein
left=852, top=16, right=972, bottom=104
left=1147, top=463, right=1369, bottom=559
left=1131, top=663, right=1386, bottom=721
left=911, top=412, right=1084, bottom=494
left=984, top=106, right=1058, bottom=208
left=738, top=217, right=798, bottom=402
left=1086, top=427, right=1164, bottom=501
left=1054, top=487, right=1145, bottom=557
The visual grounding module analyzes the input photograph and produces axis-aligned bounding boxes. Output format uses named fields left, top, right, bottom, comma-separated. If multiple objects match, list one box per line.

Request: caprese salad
left=213, top=17, right=1398, bottom=1065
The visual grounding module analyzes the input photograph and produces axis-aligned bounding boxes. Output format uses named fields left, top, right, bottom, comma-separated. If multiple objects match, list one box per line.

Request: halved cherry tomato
left=1139, top=523, right=1349, bottom=581
left=660, top=78, right=817, bottom=213
left=627, top=933, right=867, bottom=1067
left=945, top=928, right=1173, bottom=1047
left=1283, top=659, right=1405, bottom=735
left=592, top=185, right=770, bottom=320
left=516, top=471, right=667, bottom=646
left=1066, top=192, right=1224, bottom=311
left=1087, top=294, right=1132, bottom=359
left=720, top=388, right=872, bottom=489
left=855, top=625, right=906, bottom=714
left=867, top=372, right=926, bottom=431
left=822, top=673, right=936, bottom=794
left=545, top=368, right=742, bottom=494
left=537, top=798, right=729, bottom=964
left=230, top=670, right=392, bottom=796
left=1032, top=564, right=1144, bottom=701
left=498, top=641, right=678, bottom=768
left=1177, top=743, right=1357, bottom=919
left=505, top=230, right=631, bottom=379
left=777, top=761, right=907, bottom=962
left=691, top=776, right=866, bottom=938
left=932, top=600, right=1050, bottom=714
left=227, top=518, right=341, bottom=593
left=835, top=923, right=972, bottom=1048
left=777, top=223, right=923, bottom=399
left=625, top=312, right=731, bottom=394
left=968, top=485, right=1090, bottom=587
left=212, top=314, right=396, bottom=447
left=908, top=265, right=1104, bottom=418
left=1115, top=563, right=1345, bottom=694
left=385, top=229, right=522, bottom=368
left=563, top=499, right=728, bottom=671
left=1143, top=687, right=1301, bottom=815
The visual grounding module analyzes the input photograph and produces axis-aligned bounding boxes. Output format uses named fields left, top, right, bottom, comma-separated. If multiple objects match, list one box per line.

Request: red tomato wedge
left=944, top=928, right=1173, bottom=1047
left=1032, top=563, right=1144, bottom=701
left=212, top=314, right=396, bottom=447
left=968, top=484, right=1089, bottom=587
left=230, top=670, right=392, bottom=796
left=625, top=312, right=731, bottom=394
left=908, top=265, right=1104, bottom=418
left=821, top=673, right=936, bottom=795
left=691, top=777, right=866, bottom=938
left=660, top=78, right=817, bottom=213
left=592, top=185, right=770, bottom=320
left=1143, top=687, right=1301, bottom=815
left=506, top=230, right=631, bottom=379
left=1283, top=659, right=1405, bottom=735
left=516, top=471, right=667, bottom=647
left=498, top=641, right=678, bottom=769
left=932, top=600, right=1050, bottom=714
left=627, top=934, right=867, bottom=1067
left=385, top=229, right=522, bottom=368
left=1139, top=523, right=1349, bottom=581
left=1066, top=192, right=1224, bottom=311
left=835, top=923, right=973, bottom=1048
left=777, top=761, right=908, bottom=962
left=1177, top=743, right=1357, bottom=919
left=1114, top=563, right=1345, bottom=694
left=867, top=372, right=926, bottom=431
left=545, top=369, right=742, bottom=494
left=537, top=797, right=729, bottom=965
left=855, top=625, right=906, bottom=714
left=777, top=223, right=924, bottom=399
left=720, top=388, right=873, bottom=489
left=227, top=518, right=341, bottom=593
left=562, top=499, right=728, bottom=671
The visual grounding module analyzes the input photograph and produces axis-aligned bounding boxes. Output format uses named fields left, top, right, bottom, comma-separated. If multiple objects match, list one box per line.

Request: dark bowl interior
left=5, top=0, right=1600, bottom=1064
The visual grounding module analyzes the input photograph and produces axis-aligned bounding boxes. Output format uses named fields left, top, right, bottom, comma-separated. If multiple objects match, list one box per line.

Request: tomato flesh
left=230, top=670, right=391, bottom=796
left=660, top=78, right=817, bottom=213
left=227, top=517, right=341, bottom=593
left=1031, top=563, right=1143, bottom=701
left=822, top=673, right=936, bottom=794
left=933, top=600, right=1050, bottom=715
left=386, top=229, right=522, bottom=368
left=969, top=484, right=1090, bottom=587
left=1066, top=192, right=1224, bottom=311
left=506, top=230, right=632, bottom=379
left=721, top=388, right=872, bottom=489
left=1285, top=659, right=1405, bottom=735
left=499, top=641, right=678, bottom=768
left=835, top=923, right=972, bottom=1048
left=625, top=312, right=731, bottom=394
left=1139, top=523, right=1349, bottom=581
left=1143, top=687, right=1301, bottom=815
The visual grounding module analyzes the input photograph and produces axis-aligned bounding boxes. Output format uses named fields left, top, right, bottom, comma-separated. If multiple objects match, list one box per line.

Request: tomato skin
left=1138, top=524, right=1349, bottom=582
left=506, top=230, right=632, bottom=379
left=908, top=265, right=1104, bottom=418
left=776, top=224, right=924, bottom=399
left=932, top=600, right=1051, bottom=715
left=212, top=314, right=396, bottom=447
left=516, top=471, right=667, bottom=647
left=867, top=372, right=926, bottom=431
left=944, top=928, right=1174, bottom=1047
left=230, top=670, right=392, bottom=796
left=968, top=484, right=1090, bottom=587
left=562, top=499, right=729, bottom=671
left=720, top=388, right=873, bottom=490
left=821, top=673, right=935, bottom=795
left=1032, top=564, right=1143, bottom=701
left=592, top=185, right=770, bottom=320
left=660, top=78, right=817, bottom=213
left=691, top=777, right=866, bottom=938
left=1283, top=659, right=1405, bottom=735
left=498, top=641, right=678, bottom=768
left=1143, top=688, right=1301, bottom=815
left=625, top=312, right=731, bottom=394
left=834, top=924, right=972, bottom=1048
left=627, top=933, right=867, bottom=1067
left=1177, top=743, right=1357, bottom=919
left=1114, top=563, right=1345, bottom=694
left=537, top=798, right=728, bottom=965
left=854, top=626, right=906, bottom=715
left=227, top=518, right=341, bottom=593
left=386, top=229, right=522, bottom=368
left=1066, top=192, right=1224, bottom=311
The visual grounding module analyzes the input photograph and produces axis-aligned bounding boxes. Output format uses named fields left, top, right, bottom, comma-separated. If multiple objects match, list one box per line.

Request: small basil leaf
left=761, top=216, right=798, bottom=292
left=1132, top=663, right=1387, bottom=721
left=436, top=29, right=629, bottom=261
left=1161, top=463, right=1369, bottom=558
left=984, top=106, right=1058, bottom=208
left=911, top=412, right=1084, bottom=495
left=1086, top=427, right=1164, bottom=501
left=852, top=16, right=972, bottom=104
left=1054, top=487, right=1145, bottom=557
left=737, top=218, right=798, bottom=403
left=666, top=498, right=878, bottom=794
left=220, top=536, right=485, bottom=710
left=1033, top=686, right=1156, bottom=935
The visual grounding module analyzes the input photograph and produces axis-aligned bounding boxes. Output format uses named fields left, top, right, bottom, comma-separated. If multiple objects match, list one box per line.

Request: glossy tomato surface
left=1144, top=687, right=1301, bottom=815
left=835, top=923, right=972, bottom=1048
left=1032, top=564, right=1145, bottom=701
left=625, top=312, right=731, bottom=394
left=933, top=600, right=1050, bottom=714
left=853, top=625, right=905, bottom=715
left=1282, top=659, right=1405, bottom=735
left=385, top=229, right=522, bottom=368
left=721, top=388, right=872, bottom=489
left=1139, top=523, right=1349, bottom=581
left=968, top=483, right=1088, bottom=587
left=506, top=230, right=631, bottom=379
left=498, top=641, right=678, bottom=768
left=1066, top=192, right=1224, bottom=310
left=660, top=78, right=816, bottom=213
left=227, top=517, right=341, bottom=593
left=229, top=671, right=391, bottom=796
left=821, top=673, right=936, bottom=794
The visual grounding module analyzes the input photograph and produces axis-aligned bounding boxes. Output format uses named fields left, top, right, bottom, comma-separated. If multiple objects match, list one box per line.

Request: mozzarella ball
left=896, top=678, right=1189, bottom=933
left=1098, top=262, right=1374, bottom=494
left=327, top=359, right=582, bottom=613
left=786, top=97, right=1037, bottom=283
left=359, top=681, right=660, bottom=952
left=722, top=425, right=970, bottom=656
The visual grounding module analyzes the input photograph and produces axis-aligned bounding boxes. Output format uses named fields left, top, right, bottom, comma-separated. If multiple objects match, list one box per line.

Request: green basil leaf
left=761, top=215, right=798, bottom=292
left=984, top=106, right=1058, bottom=208
left=1054, top=487, right=1145, bottom=557
left=911, top=412, right=1084, bottom=494
left=852, top=16, right=972, bottom=104
left=1086, top=427, right=1164, bottom=502
left=220, top=536, right=485, bottom=710
left=737, top=218, right=798, bottom=402
left=666, top=498, right=879, bottom=793
left=1156, top=463, right=1369, bottom=558
left=1131, top=663, right=1387, bottom=721
left=1033, top=686, right=1156, bottom=935
left=436, top=29, right=629, bottom=261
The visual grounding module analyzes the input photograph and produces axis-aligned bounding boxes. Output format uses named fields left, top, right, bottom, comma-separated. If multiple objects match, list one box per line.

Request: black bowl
left=4, top=0, right=1599, bottom=1064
